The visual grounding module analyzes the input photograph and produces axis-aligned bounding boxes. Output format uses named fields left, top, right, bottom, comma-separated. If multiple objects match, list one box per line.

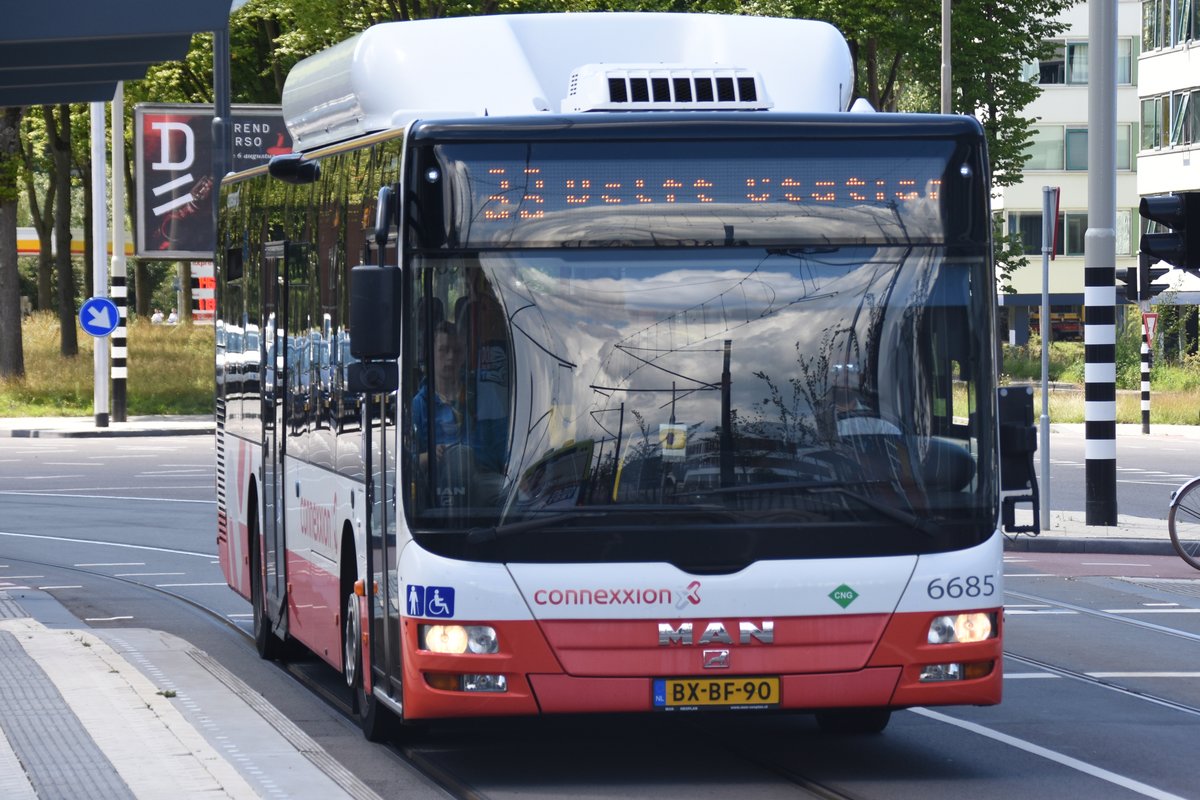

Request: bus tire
left=343, top=588, right=390, bottom=741
left=814, top=708, right=891, bottom=735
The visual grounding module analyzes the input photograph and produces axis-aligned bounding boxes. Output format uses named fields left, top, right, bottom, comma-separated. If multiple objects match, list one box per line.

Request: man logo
left=658, top=620, right=774, bottom=646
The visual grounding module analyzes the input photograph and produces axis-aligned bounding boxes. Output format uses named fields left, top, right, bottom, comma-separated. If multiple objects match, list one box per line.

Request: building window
left=1009, top=212, right=1064, bottom=256
left=1142, top=90, right=1200, bottom=150
left=1064, top=213, right=1088, bottom=255
left=1118, top=38, right=1133, bottom=84
left=1038, top=43, right=1066, bottom=83
left=1117, top=209, right=1134, bottom=256
left=1143, top=0, right=1198, bottom=50
left=1009, top=211, right=1135, bottom=257
left=1028, top=125, right=1133, bottom=170
left=1068, top=42, right=1089, bottom=84
left=1143, top=97, right=1163, bottom=149
left=1031, top=38, right=1133, bottom=83
left=1026, top=126, right=1065, bottom=169
left=1065, top=128, right=1089, bottom=170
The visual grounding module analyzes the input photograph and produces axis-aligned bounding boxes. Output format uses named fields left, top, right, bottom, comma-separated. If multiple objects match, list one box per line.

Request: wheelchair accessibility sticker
left=407, top=584, right=455, bottom=618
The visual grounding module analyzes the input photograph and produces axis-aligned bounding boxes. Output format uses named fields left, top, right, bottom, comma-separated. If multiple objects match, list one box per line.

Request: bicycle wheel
left=1168, top=479, right=1200, bottom=570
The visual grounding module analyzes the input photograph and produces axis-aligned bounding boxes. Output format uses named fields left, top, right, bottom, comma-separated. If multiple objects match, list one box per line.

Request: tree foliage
left=4, top=0, right=1077, bottom=369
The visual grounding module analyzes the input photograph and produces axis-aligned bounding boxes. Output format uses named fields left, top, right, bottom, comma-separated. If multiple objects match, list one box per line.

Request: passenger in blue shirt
left=413, top=321, right=464, bottom=471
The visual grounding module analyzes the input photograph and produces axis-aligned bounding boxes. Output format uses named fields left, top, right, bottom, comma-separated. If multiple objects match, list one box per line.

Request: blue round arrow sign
left=79, top=297, right=119, bottom=338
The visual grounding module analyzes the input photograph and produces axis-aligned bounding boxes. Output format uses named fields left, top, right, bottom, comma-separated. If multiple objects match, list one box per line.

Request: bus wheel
left=814, top=708, right=891, bottom=735
left=343, top=589, right=390, bottom=741
left=251, top=529, right=283, bottom=660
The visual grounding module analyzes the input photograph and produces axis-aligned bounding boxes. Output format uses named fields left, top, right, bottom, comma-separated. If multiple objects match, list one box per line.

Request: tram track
left=1004, top=586, right=1200, bottom=720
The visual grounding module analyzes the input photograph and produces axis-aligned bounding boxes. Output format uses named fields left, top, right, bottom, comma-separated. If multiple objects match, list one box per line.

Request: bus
left=215, top=12, right=1039, bottom=740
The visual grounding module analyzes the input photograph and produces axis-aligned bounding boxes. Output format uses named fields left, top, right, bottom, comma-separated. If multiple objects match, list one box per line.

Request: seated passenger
left=413, top=321, right=463, bottom=470
left=412, top=318, right=506, bottom=505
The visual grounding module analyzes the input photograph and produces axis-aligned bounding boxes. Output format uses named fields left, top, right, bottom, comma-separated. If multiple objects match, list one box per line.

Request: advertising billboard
left=135, top=104, right=292, bottom=259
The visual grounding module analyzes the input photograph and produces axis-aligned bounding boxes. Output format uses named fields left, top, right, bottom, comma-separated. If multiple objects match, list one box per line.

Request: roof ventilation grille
left=564, top=64, right=772, bottom=112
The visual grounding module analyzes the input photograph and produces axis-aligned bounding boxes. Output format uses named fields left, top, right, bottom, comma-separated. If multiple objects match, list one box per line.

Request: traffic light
left=1139, top=192, right=1200, bottom=271
left=1119, top=254, right=1170, bottom=303
left=1117, top=265, right=1138, bottom=302
left=1139, top=252, right=1169, bottom=300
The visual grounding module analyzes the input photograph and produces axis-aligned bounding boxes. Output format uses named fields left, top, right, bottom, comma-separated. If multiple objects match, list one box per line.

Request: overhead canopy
left=0, top=2, right=232, bottom=106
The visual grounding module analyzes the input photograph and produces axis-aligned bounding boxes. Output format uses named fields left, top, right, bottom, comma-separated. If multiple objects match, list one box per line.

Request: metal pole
left=1084, top=0, right=1118, bottom=525
left=941, top=0, right=952, bottom=114
left=91, top=101, right=109, bottom=428
left=212, top=24, right=231, bottom=219
left=111, top=83, right=127, bottom=422
left=1040, top=186, right=1056, bottom=530
left=1140, top=317, right=1151, bottom=434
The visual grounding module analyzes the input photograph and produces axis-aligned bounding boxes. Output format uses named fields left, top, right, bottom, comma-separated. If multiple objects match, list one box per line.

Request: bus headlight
left=927, top=613, right=994, bottom=644
left=420, top=624, right=499, bottom=654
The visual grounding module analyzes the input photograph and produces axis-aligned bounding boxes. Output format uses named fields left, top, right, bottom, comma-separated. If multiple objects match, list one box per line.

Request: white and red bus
left=215, top=12, right=1038, bottom=740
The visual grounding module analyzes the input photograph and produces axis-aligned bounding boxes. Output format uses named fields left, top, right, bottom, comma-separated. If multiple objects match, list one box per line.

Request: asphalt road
left=3, top=434, right=1200, bottom=799
left=1036, top=424, right=1200, bottom=520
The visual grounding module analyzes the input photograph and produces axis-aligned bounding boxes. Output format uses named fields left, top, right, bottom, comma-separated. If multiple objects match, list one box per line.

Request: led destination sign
left=476, top=170, right=940, bottom=219
left=430, top=138, right=972, bottom=247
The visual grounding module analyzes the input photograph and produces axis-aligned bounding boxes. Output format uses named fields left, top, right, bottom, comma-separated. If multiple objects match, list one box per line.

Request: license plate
left=653, top=677, right=780, bottom=710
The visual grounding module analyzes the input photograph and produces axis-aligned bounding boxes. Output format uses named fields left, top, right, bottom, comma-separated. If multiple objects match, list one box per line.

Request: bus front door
left=366, top=384, right=401, bottom=702
left=260, top=242, right=289, bottom=636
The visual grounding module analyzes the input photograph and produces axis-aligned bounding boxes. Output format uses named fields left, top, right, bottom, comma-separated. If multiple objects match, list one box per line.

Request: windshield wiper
left=466, top=511, right=599, bottom=545
left=465, top=504, right=741, bottom=545
left=701, top=480, right=938, bottom=537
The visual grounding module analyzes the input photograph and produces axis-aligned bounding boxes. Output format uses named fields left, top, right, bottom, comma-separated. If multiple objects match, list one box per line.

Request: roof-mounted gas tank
left=281, top=12, right=855, bottom=152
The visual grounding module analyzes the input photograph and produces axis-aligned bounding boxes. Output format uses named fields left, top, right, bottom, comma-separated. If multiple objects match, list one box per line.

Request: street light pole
left=941, top=0, right=952, bottom=114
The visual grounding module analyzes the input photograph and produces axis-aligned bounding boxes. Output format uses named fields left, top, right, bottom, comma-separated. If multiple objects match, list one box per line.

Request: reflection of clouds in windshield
left=463, top=202, right=944, bottom=248
left=493, top=250, right=909, bottom=462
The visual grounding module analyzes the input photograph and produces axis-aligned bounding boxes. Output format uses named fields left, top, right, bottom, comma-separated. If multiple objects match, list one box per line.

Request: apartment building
left=994, top=0, right=1143, bottom=343
left=1138, top=0, right=1200, bottom=303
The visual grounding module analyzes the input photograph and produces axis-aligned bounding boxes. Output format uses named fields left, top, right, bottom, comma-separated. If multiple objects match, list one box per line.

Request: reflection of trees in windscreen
left=743, top=250, right=930, bottom=452
left=746, top=325, right=861, bottom=448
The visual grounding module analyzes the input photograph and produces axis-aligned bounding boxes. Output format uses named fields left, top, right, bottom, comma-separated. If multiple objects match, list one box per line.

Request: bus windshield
left=402, top=244, right=996, bottom=568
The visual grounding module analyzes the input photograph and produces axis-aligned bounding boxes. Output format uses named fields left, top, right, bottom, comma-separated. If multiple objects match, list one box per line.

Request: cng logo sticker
left=829, top=584, right=859, bottom=609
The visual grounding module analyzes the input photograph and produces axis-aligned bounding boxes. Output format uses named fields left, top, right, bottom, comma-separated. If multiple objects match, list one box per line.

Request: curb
left=3, top=427, right=215, bottom=439
left=1004, top=535, right=1178, bottom=557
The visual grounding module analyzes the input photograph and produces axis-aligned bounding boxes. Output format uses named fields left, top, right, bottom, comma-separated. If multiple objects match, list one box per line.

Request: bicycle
left=1167, top=476, right=1200, bottom=570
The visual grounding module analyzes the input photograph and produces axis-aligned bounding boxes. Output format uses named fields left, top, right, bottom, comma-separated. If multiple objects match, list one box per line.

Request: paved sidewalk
left=0, top=415, right=214, bottom=438
left=0, top=589, right=375, bottom=800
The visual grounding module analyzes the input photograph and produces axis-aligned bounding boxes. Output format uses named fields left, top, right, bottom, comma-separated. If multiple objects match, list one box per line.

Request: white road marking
left=0, top=490, right=214, bottom=504
left=1103, top=608, right=1200, bottom=614
left=1081, top=562, right=1151, bottom=567
left=21, top=475, right=86, bottom=480
left=84, top=616, right=134, bottom=622
left=912, top=707, right=1189, bottom=800
left=1005, top=609, right=1077, bottom=615
left=1088, top=672, right=1200, bottom=678
left=75, top=562, right=145, bottom=567
left=0, top=530, right=211, bottom=558
left=1004, top=573, right=1056, bottom=577
left=1004, top=673, right=1058, bottom=679
left=156, top=582, right=228, bottom=588
left=114, top=572, right=186, bottom=577
left=38, top=585, right=82, bottom=590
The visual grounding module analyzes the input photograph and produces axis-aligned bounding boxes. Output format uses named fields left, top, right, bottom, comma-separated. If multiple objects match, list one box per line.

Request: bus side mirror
left=267, top=153, right=320, bottom=185
left=997, top=386, right=1039, bottom=535
left=349, top=264, right=400, bottom=362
